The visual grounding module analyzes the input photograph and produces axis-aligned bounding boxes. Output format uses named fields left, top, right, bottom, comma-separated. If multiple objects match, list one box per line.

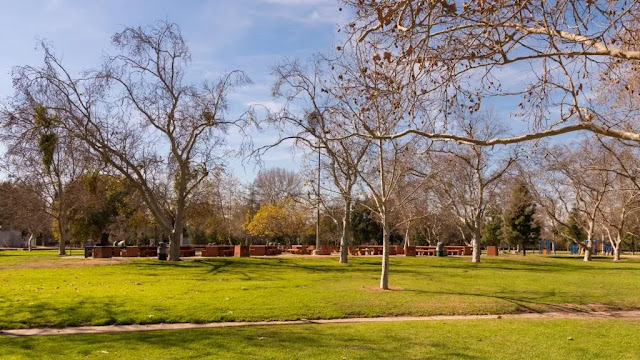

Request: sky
left=0, top=0, right=349, bottom=181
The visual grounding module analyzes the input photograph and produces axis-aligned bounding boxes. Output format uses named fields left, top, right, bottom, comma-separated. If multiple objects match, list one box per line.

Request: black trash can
left=436, top=241, right=446, bottom=257
left=157, top=242, right=167, bottom=261
left=84, top=246, right=93, bottom=258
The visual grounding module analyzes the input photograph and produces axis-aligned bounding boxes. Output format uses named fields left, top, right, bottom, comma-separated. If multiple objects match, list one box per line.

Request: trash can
left=436, top=242, right=446, bottom=257
left=84, top=245, right=93, bottom=258
left=157, top=242, right=167, bottom=261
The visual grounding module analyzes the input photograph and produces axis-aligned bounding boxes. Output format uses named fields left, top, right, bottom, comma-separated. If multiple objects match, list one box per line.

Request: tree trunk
left=57, top=216, right=67, bottom=256
left=403, top=227, right=410, bottom=252
left=339, top=200, right=352, bottom=264
left=613, top=246, right=621, bottom=261
left=583, top=239, right=593, bottom=262
left=471, top=229, right=481, bottom=263
left=522, top=245, right=527, bottom=256
left=27, top=233, right=34, bottom=251
left=169, top=227, right=182, bottom=261
left=380, top=215, right=390, bottom=290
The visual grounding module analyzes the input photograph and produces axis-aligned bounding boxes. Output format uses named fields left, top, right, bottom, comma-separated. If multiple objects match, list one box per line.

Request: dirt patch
left=0, top=258, right=129, bottom=270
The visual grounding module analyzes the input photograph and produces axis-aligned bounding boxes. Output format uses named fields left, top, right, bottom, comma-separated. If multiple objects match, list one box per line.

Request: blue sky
left=0, top=0, right=348, bottom=180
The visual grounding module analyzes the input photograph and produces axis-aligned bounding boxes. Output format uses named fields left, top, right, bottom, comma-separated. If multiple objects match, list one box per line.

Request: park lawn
left=1, top=253, right=640, bottom=329
left=0, top=250, right=81, bottom=267
left=1, top=318, right=640, bottom=359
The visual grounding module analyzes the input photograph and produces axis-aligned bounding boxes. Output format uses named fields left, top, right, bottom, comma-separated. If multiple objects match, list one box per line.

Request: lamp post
left=308, top=112, right=325, bottom=255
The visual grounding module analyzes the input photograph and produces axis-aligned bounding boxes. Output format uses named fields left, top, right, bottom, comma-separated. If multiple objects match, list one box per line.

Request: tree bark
left=471, top=228, right=481, bottom=263
left=339, top=200, right=352, bottom=264
left=57, top=216, right=67, bottom=256
left=380, top=214, right=390, bottom=290
left=613, top=246, right=621, bottom=261
left=583, top=239, right=593, bottom=261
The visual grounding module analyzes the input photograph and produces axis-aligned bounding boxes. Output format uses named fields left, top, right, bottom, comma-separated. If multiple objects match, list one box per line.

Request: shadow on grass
left=0, top=324, right=484, bottom=360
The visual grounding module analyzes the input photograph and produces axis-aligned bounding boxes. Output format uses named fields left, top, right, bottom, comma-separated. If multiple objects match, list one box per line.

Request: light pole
left=308, top=111, right=325, bottom=255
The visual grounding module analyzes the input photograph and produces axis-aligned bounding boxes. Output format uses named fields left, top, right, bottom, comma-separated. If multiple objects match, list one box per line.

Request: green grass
left=0, top=250, right=78, bottom=267
left=1, top=252, right=640, bottom=329
left=1, top=318, right=640, bottom=359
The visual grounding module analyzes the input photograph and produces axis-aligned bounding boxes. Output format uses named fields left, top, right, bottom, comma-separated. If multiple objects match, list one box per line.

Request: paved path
left=3, top=311, right=640, bottom=337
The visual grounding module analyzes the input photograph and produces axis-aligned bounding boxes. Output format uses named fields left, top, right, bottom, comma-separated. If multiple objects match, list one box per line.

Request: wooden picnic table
left=202, top=245, right=234, bottom=257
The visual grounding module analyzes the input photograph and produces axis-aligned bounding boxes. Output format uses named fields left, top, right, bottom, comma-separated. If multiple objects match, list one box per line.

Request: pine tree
left=561, top=207, right=585, bottom=248
left=481, top=207, right=503, bottom=247
left=503, top=181, right=540, bottom=256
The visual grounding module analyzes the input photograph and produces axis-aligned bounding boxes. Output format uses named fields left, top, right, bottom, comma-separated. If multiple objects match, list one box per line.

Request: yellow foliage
left=243, top=199, right=308, bottom=240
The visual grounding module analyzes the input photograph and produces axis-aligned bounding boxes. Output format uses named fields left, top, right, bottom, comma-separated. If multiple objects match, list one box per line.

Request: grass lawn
left=1, top=318, right=640, bottom=359
left=1, top=251, right=640, bottom=329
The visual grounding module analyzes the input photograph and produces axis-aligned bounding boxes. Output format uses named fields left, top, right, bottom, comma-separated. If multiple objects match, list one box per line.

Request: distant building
left=0, top=229, right=22, bottom=247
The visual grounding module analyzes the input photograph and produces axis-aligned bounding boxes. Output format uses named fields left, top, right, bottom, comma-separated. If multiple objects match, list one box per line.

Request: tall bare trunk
left=169, top=211, right=183, bottom=261
left=169, top=227, right=182, bottom=261
left=583, top=238, right=593, bottom=262
left=57, top=216, right=67, bottom=256
left=340, top=200, right=352, bottom=264
left=380, top=214, right=390, bottom=290
left=471, top=228, right=481, bottom=263
left=403, top=227, right=410, bottom=252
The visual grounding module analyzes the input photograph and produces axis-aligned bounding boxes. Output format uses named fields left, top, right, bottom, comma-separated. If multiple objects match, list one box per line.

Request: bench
left=179, top=246, right=196, bottom=257
left=139, top=246, right=157, bottom=257
left=122, top=246, right=140, bottom=257
left=289, top=245, right=309, bottom=255
left=202, top=245, right=234, bottom=257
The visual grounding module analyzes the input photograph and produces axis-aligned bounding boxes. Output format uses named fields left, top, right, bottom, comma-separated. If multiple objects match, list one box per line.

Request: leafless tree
left=428, top=111, right=517, bottom=262
left=8, top=22, right=250, bottom=260
left=1, top=104, right=88, bottom=254
left=344, top=1, right=640, bottom=146
left=532, top=138, right=616, bottom=261
left=262, top=58, right=371, bottom=263
left=252, top=167, right=303, bottom=205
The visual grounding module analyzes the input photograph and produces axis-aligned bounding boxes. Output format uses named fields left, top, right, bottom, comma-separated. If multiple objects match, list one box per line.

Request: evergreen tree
left=481, top=207, right=503, bottom=247
left=503, top=181, right=540, bottom=256
left=561, top=207, right=586, bottom=248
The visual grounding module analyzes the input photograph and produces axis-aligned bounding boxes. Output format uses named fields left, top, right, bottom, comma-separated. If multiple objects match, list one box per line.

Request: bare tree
left=263, top=58, right=371, bottom=263
left=533, top=139, right=615, bottom=261
left=1, top=104, right=88, bottom=254
left=428, top=111, right=517, bottom=262
left=8, top=22, right=250, bottom=260
left=252, top=167, right=303, bottom=205
left=343, top=1, right=640, bottom=146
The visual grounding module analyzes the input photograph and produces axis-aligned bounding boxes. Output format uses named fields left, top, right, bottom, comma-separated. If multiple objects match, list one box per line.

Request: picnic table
left=416, top=246, right=436, bottom=256
left=179, top=246, right=196, bottom=257
left=202, top=245, right=234, bottom=257
left=289, top=245, right=309, bottom=255
left=93, top=246, right=120, bottom=258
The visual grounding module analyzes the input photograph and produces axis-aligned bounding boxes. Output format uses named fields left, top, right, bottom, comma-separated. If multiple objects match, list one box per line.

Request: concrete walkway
left=3, top=311, right=640, bottom=337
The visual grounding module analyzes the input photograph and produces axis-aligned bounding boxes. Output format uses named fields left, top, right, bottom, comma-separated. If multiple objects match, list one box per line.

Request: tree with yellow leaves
left=243, top=199, right=309, bottom=244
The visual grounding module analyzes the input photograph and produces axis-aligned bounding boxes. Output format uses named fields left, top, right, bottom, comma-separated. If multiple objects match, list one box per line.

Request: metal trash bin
left=436, top=241, right=446, bottom=257
left=157, top=242, right=167, bottom=261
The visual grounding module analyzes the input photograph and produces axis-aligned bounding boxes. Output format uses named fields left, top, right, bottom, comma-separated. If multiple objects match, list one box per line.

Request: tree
left=533, top=139, right=615, bottom=261
left=252, top=168, right=302, bottom=205
left=1, top=104, right=89, bottom=254
left=503, top=181, right=540, bottom=256
left=481, top=207, right=503, bottom=248
left=345, top=1, right=640, bottom=146
left=243, top=199, right=309, bottom=244
left=561, top=207, right=586, bottom=250
left=263, top=58, right=372, bottom=263
left=9, top=21, right=250, bottom=260
left=428, top=111, right=516, bottom=262
left=0, top=181, right=50, bottom=249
